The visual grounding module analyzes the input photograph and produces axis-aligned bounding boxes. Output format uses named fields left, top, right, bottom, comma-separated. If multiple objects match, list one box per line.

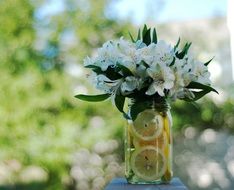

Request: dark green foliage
left=0, top=0, right=38, bottom=73
left=174, top=37, right=181, bottom=50
left=204, top=57, right=215, bottom=66
left=129, top=100, right=152, bottom=120
left=128, top=24, right=158, bottom=45
left=137, top=29, right=141, bottom=41
left=114, top=93, right=126, bottom=113
left=0, top=0, right=132, bottom=189
left=129, top=95, right=169, bottom=120
left=143, top=28, right=152, bottom=45
left=182, top=82, right=218, bottom=102
left=186, top=82, right=218, bottom=94
left=75, top=94, right=110, bottom=102
left=84, top=65, right=103, bottom=73
left=152, top=28, right=158, bottom=43
left=116, top=63, right=133, bottom=76
left=172, top=97, right=234, bottom=132
left=175, top=42, right=192, bottom=59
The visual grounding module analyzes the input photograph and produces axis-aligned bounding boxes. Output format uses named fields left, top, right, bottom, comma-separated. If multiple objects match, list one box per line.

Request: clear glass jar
left=125, top=101, right=173, bottom=184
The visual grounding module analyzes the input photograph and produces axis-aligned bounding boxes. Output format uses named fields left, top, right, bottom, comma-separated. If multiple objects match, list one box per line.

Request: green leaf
left=187, top=82, right=218, bottom=94
left=128, top=31, right=135, bottom=43
left=183, top=82, right=218, bottom=101
left=74, top=94, right=110, bottom=102
left=184, top=42, right=192, bottom=54
left=129, top=100, right=151, bottom=121
left=84, top=65, right=99, bottom=69
left=182, top=90, right=210, bottom=102
left=137, top=29, right=141, bottom=41
left=169, top=57, right=176, bottom=66
left=86, top=63, right=120, bottom=77
left=105, top=67, right=122, bottom=80
left=143, top=28, right=151, bottom=46
left=84, top=65, right=102, bottom=71
left=174, top=37, right=180, bottom=50
left=140, top=60, right=150, bottom=68
left=142, top=24, right=148, bottom=38
left=84, top=65, right=102, bottom=74
left=116, top=63, right=133, bottom=76
left=152, top=28, right=157, bottom=43
left=176, top=42, right=192, bottom=59
left=175, top=50, right=183, bottom=59
left=182, top=82, right=218, bottom=102
left=204, top=57, right=214, bottom=66
left=114, top=94, right=125, bottom=113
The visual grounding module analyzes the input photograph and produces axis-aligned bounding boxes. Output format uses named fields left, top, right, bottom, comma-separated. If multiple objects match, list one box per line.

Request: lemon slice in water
left=130, top=110, right=163, bottom=141
left=130, top=146, right=166, bottom=181
left=133, top=131, right=167, bottom=149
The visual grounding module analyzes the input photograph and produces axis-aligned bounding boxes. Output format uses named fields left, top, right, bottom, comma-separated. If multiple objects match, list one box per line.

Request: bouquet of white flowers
left=75, top=25, right=218, bottom=120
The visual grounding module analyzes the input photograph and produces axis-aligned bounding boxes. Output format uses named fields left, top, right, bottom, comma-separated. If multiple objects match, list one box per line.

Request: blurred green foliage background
left=0, top=0, right=234, bottom=190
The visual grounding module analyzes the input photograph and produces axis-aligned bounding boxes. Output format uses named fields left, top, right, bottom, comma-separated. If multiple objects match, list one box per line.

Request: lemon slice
left=133, top=131, right=167, bottom=149
left=131, top=110, right=163, bottom=141
left=130, top=146, right=166, bottom=181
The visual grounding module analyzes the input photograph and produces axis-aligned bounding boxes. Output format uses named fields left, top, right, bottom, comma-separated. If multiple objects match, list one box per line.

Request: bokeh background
left=0, top=0, right=234, bottom=189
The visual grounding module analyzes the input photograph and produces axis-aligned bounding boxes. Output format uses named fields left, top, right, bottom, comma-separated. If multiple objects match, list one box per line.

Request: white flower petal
left=146, top=83, right=157, bottom=95
left=156, top=87, right=165, bottom=96
left=164, top=81, right=174, bottom=89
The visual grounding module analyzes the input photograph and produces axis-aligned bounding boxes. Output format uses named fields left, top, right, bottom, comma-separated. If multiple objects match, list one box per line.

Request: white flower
left=119, top=59, right=137, bottom=74
left=182, top=65, right=195, bottom=86
left=192, top=60, right=211, bottom=85
left=137, top=40, right=174, bottom=66
left=83, top=37, right=213, bottom=101
left=169, top=58, right=193, bottom=99
left=120, top=76, right=143, bottom=95
left=154, top=40, right=174, bottom=65
left=173, top=57, right=194, bottom=86
left=146, top=63, right=175, bottom=96
left=94, top=74, right=122, bottom=94
left=116, top=38, right=141, bottom=73
left=137, top=43, right=156, bottom=64
left=94, top=41, right=121, bottom=71
left=170, top=69, right=185, bottom=97
left=109, top=38, right=141, bottom=73
left=117, top=37, right=135, bottom=52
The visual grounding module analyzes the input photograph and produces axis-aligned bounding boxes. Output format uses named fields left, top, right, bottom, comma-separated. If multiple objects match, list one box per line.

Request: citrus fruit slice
left=133, top=131, right=167, bottom=149
left=130, top=146, right=166, bottom=181
left=131, top=110, right=163, bottom=141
